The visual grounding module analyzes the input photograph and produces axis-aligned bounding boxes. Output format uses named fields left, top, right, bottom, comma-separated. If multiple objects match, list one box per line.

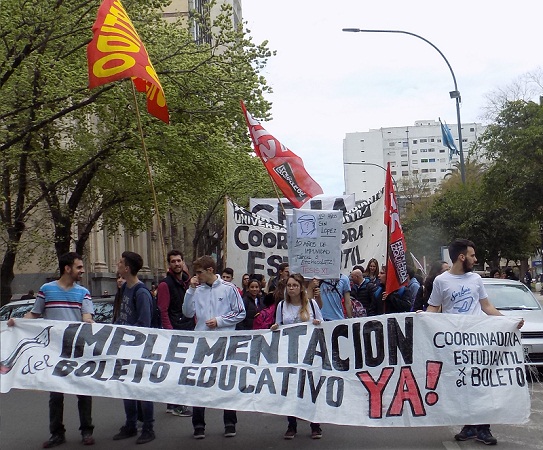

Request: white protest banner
left=1, top=314, right=529, bottom=427
left=249, top=194, right=356, bottom=226
left=226, top=193, right=386, bottom=284
left=289, top=209, right=343, bottom=279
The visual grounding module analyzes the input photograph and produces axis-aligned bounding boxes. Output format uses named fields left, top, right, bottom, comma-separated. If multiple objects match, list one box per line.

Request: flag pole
left=131, top=83, right=168, bottom=272
left=267, top=173, right=288, bottom=220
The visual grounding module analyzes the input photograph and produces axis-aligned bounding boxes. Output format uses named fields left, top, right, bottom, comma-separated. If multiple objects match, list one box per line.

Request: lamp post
left=342, top=27, right=466, bottom=184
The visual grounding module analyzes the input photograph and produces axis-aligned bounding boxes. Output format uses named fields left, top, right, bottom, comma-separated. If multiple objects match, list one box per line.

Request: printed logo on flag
left=273, top=162, right=308, bottom=202
left=389, top=239, right=408, bottom=284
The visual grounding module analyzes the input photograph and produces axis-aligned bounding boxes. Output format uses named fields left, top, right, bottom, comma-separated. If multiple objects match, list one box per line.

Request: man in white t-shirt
left=427, top=239, right=524, bottom=446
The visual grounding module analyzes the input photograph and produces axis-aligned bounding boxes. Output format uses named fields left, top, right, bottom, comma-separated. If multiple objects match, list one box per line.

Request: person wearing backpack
left=349, top=268, right=371, bottom=317
left=112, top=251, right=155, bottom=445
left=270, top=273, right=324, bottom=440
left=157, top=250, right=194, bottom=417
left=315, top=273, right=352, bottom=320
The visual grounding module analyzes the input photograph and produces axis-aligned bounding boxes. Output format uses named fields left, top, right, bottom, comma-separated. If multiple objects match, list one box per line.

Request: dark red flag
left=384, top=162, right=408, bottom=294
left=241, top=101, right=323, bottom=208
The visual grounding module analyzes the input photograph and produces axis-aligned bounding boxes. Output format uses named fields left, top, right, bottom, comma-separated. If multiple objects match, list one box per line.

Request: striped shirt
left=31, top=280, right=93, bottom=321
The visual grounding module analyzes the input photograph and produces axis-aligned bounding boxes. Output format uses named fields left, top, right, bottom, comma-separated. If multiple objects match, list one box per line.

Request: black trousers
left=192, top=407, right=237, bottom=429
left=287, top=416, right=320, bottom=431
left=49, top=392, right=94, bottom=436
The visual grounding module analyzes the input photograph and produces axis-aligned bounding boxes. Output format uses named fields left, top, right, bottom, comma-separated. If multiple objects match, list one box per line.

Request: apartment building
left=343, top=119, right=486, bottom=201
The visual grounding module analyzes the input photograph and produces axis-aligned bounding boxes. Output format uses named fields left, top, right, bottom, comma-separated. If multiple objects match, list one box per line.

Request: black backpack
left=121, top=282, right=162, bottom=329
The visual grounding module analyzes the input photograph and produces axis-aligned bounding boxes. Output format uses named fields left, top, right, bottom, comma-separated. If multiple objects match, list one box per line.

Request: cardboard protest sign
left=288, top=209, right=342, bottom=279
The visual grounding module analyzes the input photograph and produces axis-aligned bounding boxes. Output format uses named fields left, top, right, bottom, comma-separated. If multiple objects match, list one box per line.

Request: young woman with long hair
left=365, top=258, right=380, bottom=282
left=271, top=273, right=323, bottom=440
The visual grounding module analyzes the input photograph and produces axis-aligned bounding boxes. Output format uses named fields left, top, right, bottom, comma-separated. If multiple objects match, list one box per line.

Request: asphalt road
left=1, top=381, right=542, bottom=450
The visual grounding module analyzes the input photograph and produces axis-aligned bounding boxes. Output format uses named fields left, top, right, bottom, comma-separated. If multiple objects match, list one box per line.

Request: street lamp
left=342, top=27, right=466, bottom=184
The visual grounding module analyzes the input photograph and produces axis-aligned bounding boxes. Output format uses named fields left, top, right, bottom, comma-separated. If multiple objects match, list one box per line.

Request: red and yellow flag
left=384, top=162, right=408, bottom=294
left=241, top=101, right=323, bottom=208
left=87, top=0, right=169, bottom=123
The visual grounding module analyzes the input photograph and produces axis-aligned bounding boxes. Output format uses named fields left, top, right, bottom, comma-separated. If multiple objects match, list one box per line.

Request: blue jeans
left=123, top=399, right=154, bottom=431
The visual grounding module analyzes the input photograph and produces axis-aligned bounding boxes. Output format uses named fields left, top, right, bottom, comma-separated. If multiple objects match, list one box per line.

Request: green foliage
left=0, top=0, right=275, bottom=304
left=479, top=99, right=543, bottom=218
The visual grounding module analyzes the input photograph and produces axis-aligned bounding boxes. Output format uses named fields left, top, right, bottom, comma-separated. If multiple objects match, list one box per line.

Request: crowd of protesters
left=6, top=240, right=527, bottom=447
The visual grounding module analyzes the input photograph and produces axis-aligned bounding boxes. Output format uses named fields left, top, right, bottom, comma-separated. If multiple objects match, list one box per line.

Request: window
left=391, top=171, right=397, bottom=176
left=401, top=151, right=408, bottom=157
left=429, top=158, right=435, bottom=163
left=428, top=148, right=435, bottom=153
left=437, top=138, right=442, bottom=143
left=422, top=169, right=429, bottom=173
left=441, top=169, right=447, bottom=172
left=421, top=158, right=428, bottom=163
left=430, top=178, right=437, bottom=183
left=413, top=139, right=418, bottom=144
left=420, top=138, right=428, bottom=143
left=439, top=158, right=446, bottom=163
left=390, top=162, right=397, bottom=167
left=388, top=151, right=396, bottom=156
left=430, top=138, right=435, bottom=142
left=470, top=127, right=475, bottom=132
left=402, top=142, right=408, bottom=148
left=412, top=160, right=418, bottom=164
left=401, top=161, right=408, bottom=166
left=412, top=169, right=418, bottom=174
left=402, top=171, right=409, bottom=177
left=462, top=138, right=468, bottom=142
left=389, top=142, right=396, bottom=146
left=420, top=148, right=428, bottom=153
left=439, top=149, right=445, bottom=153
left=412, top=149, right=418, bottom=154
left=429, top=168, right=436, bottom=173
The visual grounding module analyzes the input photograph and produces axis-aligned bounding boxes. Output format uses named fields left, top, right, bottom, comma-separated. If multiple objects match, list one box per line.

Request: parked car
left=482, top=278, right=543, bottom=370
left=0, top=296, right=115, bottom=323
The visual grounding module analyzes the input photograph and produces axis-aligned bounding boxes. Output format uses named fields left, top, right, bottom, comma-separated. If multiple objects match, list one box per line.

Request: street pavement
left=1, top=381, right=542, bottom=450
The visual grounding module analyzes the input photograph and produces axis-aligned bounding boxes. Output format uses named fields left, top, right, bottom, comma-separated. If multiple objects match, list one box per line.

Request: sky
left=241, top=0, right=542, bottom=196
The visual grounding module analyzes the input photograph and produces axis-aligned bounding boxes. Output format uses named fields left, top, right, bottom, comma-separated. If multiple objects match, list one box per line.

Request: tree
left=0, top=0, right=275, bottom=305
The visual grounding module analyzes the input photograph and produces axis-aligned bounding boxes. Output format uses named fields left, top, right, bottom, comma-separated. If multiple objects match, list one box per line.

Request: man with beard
left=18, top=252, right=95, bottom=447
left=427, top=239, right=524, bottom=446
left=157, top=250, right=194, bottom=417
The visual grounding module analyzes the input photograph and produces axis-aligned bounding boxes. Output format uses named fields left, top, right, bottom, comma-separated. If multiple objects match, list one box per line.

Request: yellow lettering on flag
left=87, top=0, right=169, bottom=123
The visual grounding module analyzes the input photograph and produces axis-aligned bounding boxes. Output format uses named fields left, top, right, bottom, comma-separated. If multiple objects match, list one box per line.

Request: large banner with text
left=226, top=193, right=386, bottom=282
left=0, top=314, right=529, bottom=426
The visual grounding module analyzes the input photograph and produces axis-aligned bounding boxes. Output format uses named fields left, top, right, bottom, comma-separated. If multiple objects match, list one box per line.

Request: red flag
left=384, top=162, right=408, bottom=294
left=87, top=0, right=169, bottom=123
left=240, top=101, right=323, bottom=208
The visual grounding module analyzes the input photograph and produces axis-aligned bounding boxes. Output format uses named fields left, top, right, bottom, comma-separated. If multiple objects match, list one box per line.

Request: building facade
left=343, top=119, right=485, bottom=202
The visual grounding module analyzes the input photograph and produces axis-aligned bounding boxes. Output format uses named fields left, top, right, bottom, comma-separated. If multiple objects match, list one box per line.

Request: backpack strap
left=321, top=280, right=341, bottom=298
left=277, top=300, right=284, bottom=325
left=309, top=299, right=316, bottom=319
left=125, top=282, right=146, bottom=314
